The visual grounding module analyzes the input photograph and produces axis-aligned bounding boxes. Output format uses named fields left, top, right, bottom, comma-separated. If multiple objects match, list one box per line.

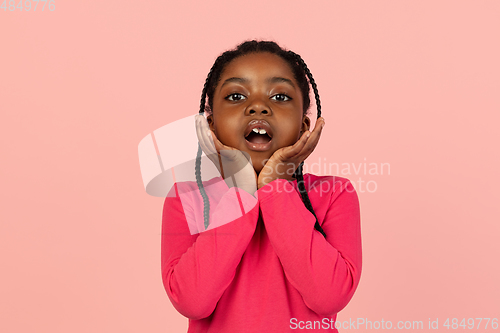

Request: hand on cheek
left=196, top=115, right=258, bottom=195
left=257, top=118, right=325, bottom=189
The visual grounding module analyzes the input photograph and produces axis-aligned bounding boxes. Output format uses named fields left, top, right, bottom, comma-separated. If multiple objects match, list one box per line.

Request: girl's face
left=208, top=52, right=310, bottom=174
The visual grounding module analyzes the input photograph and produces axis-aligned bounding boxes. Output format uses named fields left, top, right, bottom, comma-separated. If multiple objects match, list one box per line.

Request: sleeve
left=257, top=178, right=362, bottom=316
left=161, top=185, right=260, bottom=320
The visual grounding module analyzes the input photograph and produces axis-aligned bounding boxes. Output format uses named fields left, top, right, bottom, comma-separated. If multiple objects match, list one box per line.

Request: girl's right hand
left=195, top=115, right=258, bottom=196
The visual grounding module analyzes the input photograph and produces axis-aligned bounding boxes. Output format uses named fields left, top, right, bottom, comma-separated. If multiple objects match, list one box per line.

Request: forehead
left=220, top=52, right=296, bottom=82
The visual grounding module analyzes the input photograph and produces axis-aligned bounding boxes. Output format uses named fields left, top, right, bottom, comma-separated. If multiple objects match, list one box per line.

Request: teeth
left=252, top=128, right=267, bottom=135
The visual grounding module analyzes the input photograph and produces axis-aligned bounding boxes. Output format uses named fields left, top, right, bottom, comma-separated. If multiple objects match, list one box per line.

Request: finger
left=280, top=130, right=311, bottom=160
left=195, top=115, right=229, bottom=153
left=305, top=117, right=325, bottom=150
left=196, top=115, right=213, bottom=149
left=195, top=116, right=227, bottom=175
left=201, top=124, right=237, bottom=165
left=195, top=115, right=212, bottom=153
left=208, top=130, right=243, bottom=157
left=210, top=131, right=227, bottom=153
left=295, top=118, right=325, bottom=160
left=195, top=115, right=218, bottom=157
left=195, top=116, right=247, bottom=168
left=195, top=115, right=208, bottom=150
left=313, top=117, right=325, bottom=134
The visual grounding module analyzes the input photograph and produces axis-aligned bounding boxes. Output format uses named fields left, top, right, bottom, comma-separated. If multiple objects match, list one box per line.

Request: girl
left=161, top=40, right=362, bottom=332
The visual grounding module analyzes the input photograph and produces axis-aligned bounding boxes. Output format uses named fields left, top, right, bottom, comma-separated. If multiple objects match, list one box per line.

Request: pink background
left=1, top=1, right=499, bottom=332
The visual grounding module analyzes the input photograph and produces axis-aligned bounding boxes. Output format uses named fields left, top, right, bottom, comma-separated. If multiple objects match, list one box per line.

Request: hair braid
left=195, top=56, right=223, bottom=229
left=289, top=51, right=327, bottom=238
left=289, top=51, right=322, bottom=118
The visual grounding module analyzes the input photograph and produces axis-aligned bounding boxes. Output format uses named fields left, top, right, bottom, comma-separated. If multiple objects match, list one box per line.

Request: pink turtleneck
left=161, top=174, right=362, bottom=332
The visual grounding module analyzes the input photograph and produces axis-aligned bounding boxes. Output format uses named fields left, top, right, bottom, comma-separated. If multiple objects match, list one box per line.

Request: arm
left=161, top=184, right=259, bottom=320
left=258, top=178, right=362, bottom=316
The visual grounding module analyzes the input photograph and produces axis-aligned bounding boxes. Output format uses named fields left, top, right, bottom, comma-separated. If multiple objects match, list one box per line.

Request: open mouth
left=244, top=120, right=273, bottom=151
left=245, top=128, right=272, bottom=144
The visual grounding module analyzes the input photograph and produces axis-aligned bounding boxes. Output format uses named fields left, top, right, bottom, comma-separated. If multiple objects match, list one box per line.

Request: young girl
left=161, top=40, right=362, bottom=332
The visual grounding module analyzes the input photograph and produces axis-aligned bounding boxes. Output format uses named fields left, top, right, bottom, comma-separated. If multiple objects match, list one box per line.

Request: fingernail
left=306, top=132, right=311, bottom=138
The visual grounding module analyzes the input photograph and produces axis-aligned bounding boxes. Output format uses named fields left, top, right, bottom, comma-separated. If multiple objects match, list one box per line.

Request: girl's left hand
left=257, top=117, right=325, bottom=189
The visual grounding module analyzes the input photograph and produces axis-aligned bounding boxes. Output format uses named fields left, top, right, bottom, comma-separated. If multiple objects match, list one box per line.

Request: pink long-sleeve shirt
left=161, top=173, right=362, bottom=332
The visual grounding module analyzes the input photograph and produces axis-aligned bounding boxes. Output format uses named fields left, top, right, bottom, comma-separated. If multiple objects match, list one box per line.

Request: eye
left=225, top=93, right=246, bottom=101
left=271, top=94, right=292, bottom=102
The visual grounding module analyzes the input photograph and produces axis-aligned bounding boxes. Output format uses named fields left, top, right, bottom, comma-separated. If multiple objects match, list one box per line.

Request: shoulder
left=303, top=173, right=357, bottom=203
left=304, top=173, right=354, bottom=192
left=165, top=176, right=225, bottom=198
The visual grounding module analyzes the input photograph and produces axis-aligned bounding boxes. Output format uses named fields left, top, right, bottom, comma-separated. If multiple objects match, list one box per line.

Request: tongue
left=246, top=132, right=270, bottom=144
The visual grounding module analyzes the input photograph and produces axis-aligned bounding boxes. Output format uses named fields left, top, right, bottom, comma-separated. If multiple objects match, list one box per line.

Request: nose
left=245, top=96, right=272, bottom=116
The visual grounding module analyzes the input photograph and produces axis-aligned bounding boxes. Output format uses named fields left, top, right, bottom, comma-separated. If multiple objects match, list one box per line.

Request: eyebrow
left=220, top=77, right=249, bottom=89
left=267, top=76, right=295, bottom=88
left=220, top=76, right=296, bottom=89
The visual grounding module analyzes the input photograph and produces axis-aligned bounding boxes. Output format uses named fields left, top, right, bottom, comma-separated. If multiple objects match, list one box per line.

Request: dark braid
left=288, top=51, right=321, bottom=118
left=195, top=40, right=326, bottom=238
left=288, top=51, right=326, bottom=238
left=195, top=56, right=223, bottom=229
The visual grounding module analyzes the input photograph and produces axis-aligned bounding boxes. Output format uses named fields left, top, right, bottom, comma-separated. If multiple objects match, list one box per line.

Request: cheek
left=213, top=120, right=238, bottom=145
left=279, top=129, right=300, bottom=146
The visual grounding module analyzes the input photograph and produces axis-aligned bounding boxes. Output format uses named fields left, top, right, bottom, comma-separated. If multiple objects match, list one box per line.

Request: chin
left=252, top=161, right=267, bottom=175
left=252, top=155, right=271, bottom=170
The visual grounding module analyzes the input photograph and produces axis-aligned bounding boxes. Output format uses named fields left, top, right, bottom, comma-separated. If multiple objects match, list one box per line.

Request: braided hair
left=195, top=40, right=326, bottom=238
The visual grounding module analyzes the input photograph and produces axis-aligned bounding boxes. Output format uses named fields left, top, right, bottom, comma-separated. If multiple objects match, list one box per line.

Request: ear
left=206, top=114, right=216, bottom=132
left=300, top=115, right=311, bottom=134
